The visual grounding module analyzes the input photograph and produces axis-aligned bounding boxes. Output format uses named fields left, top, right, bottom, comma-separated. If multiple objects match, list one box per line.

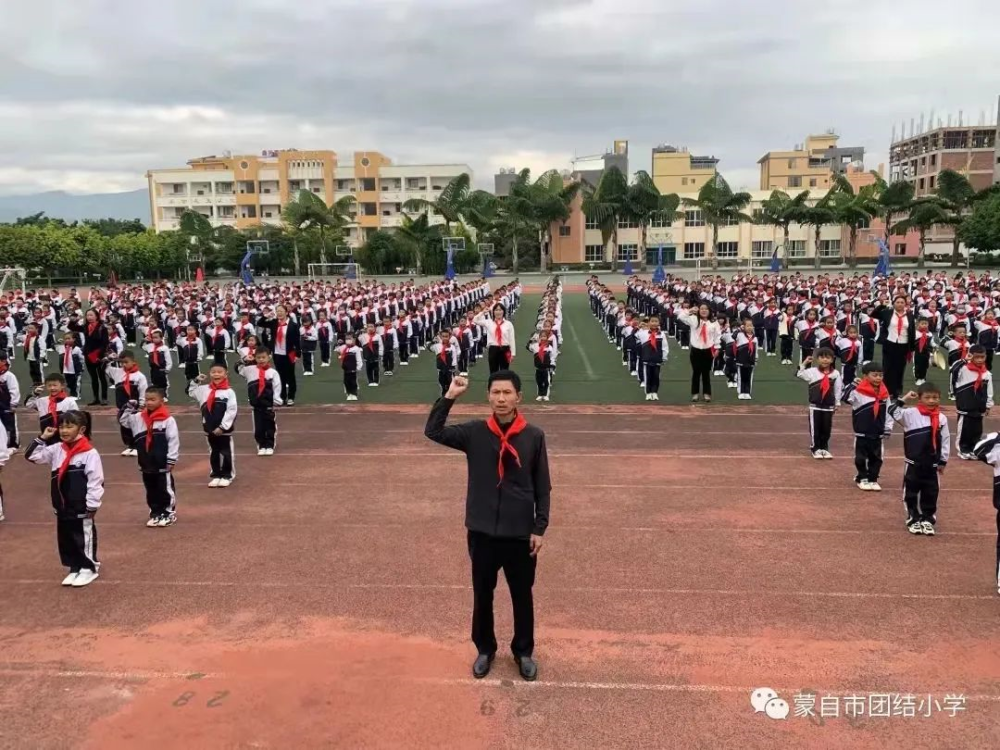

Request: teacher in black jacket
left=425, top=370, right=551, bottom=682
left=73, top=309, right=109, bottom=405
left=258, top=305, right=300, bottom=405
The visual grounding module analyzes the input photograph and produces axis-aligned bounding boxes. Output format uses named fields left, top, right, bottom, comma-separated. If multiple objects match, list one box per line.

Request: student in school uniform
left=233, top=313, right=256, bottom=352
left=951, top=344, right=993, bottom=459
left=22, top=322, right=46, bottom=389
left=0, top=418, right=7, bottom=521
left=316, top=311, right=334, bottom=367
left=429, top=330, right=461, bottom=398
left=142, top=330, right=173, bottom=400
left=105, top=350, right=148, bottom=457
left=639, top=317, right=668, bottom=401
left=26, top=373, right=79, bottom=445
left=455, top=319, right=475, bottom=376
left=676, top=303, right=720, bottom=403
left=777, top=304, right=797, bottom=365
left=889, top=383, right=949, bottom=535
left=299, top=314, right=318, bottom=376
left=380, top=316, right=398, bottom=377
left=762, top=301, right=780, bottom=357
left=74, top=309, right=109, bottom=406
left=119, top=387, right=180, bottom=527
left=485, top=303, right=516, bottom=374
left=859, top=306, right=880, bottom=365
left=971, top=432, right=1000, bottom=595
left=797, top=348, right=842, bottom=459
left=207, top=317, right=231, bottom=368
left=794, top=308, right=820, bottom=366
left=912, top=317, right=936, bottom=386
left=527, top=331, right=557, bottom=401
left=0, top=358, right=20, bottom=450
left=842, top=361, right=892, bottom=491
left=733, top=319, right=758, bottom=401
left=238, top=345, right=282, bottom=455
left=24, top=410, right=104, bottom=587
left=188, top=364, right=238, bottom=488
left=834, top=325, right=863, bottom=390
left=105, top=323, right=125, bottom=360
left=336, top=333, right=364, bottom=401
left=177, top=325, right=205, bottom=388
left=974, top=310, right=1000, bottom=371
left=55, top=332, right=85, bottom=398
left=359, top=323, right=383, bottom=387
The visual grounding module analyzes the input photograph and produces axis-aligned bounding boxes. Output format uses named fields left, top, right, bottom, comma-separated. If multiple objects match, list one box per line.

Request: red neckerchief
left=916, top=332, right=929, bottom=352
left=438, top=342, right=449, bottom=364
left=822, top=325, right=836, bottom=339
left=917, top=404, right=941, bottom=451
left=367, top=333, right=377, bottom=351
left=537, top=340, right=549, bottom=361
left=256, top=362, right=270, bottom=396
left=967, top=361, right=988, bottom=391
left=896, top=313, right=905, bottom=339
left=745, top=333, right=754, bottom=355
left=485, top=412, right=528, bottom=486
left=276, top=320, right=287, bottom=347
left=699, top=320, right=709, bottom=345
left=339, top=345, right=351, bottom=364
left=24, top=332, right=36, bottom=356
left=855, top=379, right=889, bottom=418
left=206, top=379, right=229, bottom=411
left=957, top=339, right=968, bottom=360
left=122, top=363, right=140, bottom=397
left=649, top=331, right=659, bottom=351
left=818, top=368, right=831, bottom=400
left=48, top=390, right=67, bottom=424
left=214, top=325, right=225, bottom=343
left=867, top=318, right=876, bottom=332
left=141, top=405, right=171, bottom=451
left=494, top=320, right=504, bottom=346
left=58, top=436, right=93, bottom=484
left=151, top=342, right=164, bottom=367
left=63, top=345, right=72, bottom=371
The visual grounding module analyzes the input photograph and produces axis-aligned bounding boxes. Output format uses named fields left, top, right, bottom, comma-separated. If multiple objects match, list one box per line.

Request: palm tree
left=624, top=171, right=680, bottom=271
left=755, top=190, right=810, bottom=270
left=935, top=169, right=999, bottom=266
left=178, top=209, right=216, bottom=278
left=531, top=170, right=581, bottom=274
left=801, top=195, right=837, bottom=270
left=495, top=170, right=538, bottom=274
left=396, top=213, right=441, bottom=276
left=830, top=176, right=879, bottom=267
left=892, top=198, right=958, bottom=267
left=682, top=175, right=752, bottom=270
left=402, top=172, right=473, bottom=237
left=581, top=166, right=629, bottom=271
left=871, top=176, right=915, bottom=248
left=282, top=190, right=355, bottom=267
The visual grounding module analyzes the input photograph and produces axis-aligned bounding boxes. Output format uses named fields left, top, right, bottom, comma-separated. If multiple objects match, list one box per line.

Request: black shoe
left=514, top=656, right=537, bottom=681
left=88, top=400, right=101, bottom=406
left=472, top=653, right=494, bottom=679
left=100, top=400, right=109, bottom=406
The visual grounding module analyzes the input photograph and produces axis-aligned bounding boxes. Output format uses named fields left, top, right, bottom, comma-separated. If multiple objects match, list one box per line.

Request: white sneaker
left=727, top=381, right=737, bottom=388
left=713, top=370, right=724, bottom=376
left=537, top=396, right=544, bottom=401
left=645, top=393, right=653, bottom=401
left=460, top=372, right=468, bottom=377
left=868, top=481, right=882, bottom=491
left=401, top=361, right=409, bottom=366
left=812, top=451, right=824, bottom=460
left=120, top=448, right=132, bottom=457
left=61, top=572, right=79, bottom=586
left=146, top=517, right=160, bottom=527
left=264, top=448, right=274, bottom=456
left=822, top=451, right=834, bottom=459
left=347, top=394, right=358, bottom=401
left=303, top=371, right=314, bottom=377
left=208, top=478, right=221, bottom=488
left=157, top=515, right=176, bottom=527
left=915, top=379, right=925, bottom=386
left=921, top=521, right=936, bottom=536
left=72, top=569, right=99, bottom=587
left=385, top=371, right=393, bottom=376
left=321, top=362, right=330, bottom=367
left=908, top=521, right=924, bottom=535
left=857, top=480, right=871, bottom=491
left=257, top=448, right=266, bottom=456
left=218, top=478, right=232, bottom=488
left=0, top=513, right=5, bottom=522
left=287, top=399, right=295, bottom=405
left=652, top=393, right=659, bottom=401
left=542, top=396, right=550, bottom=401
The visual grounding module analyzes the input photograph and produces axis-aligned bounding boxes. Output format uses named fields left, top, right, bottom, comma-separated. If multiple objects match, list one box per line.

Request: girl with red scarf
left=950, top=345, right=994, bottom=458
left=797, top=348, right=843, bottom=459
left=118, top=388, right=180, bottom=526
left=26, top=373, right=79, bottom=445
left=527, top=330, right=557, bottom=401
left=188, top=365, right=238, bottom=488
left=843, top=362, right=893, bottom=491
left=72, top=309, right=109, bottom=405
left=25, top=411, right=104, bottom=587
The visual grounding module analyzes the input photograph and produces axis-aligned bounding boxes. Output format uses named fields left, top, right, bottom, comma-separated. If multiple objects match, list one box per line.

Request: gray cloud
left=0, top=0, right=998, bottom=195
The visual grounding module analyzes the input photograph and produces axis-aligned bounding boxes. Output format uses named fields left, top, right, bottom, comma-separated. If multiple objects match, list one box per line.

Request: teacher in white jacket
left=677, top=303, right=721, bottom=402
left=483, top=303, right=516, bottom=374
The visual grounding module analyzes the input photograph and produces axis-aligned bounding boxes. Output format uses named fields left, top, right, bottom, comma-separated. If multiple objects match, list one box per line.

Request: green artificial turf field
left=5, top=290, right=936, bottom=406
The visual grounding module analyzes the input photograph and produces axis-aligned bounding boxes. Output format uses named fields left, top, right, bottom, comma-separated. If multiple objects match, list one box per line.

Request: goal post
left=0, top=267, right=26, bottom=296
left=307, top=262, right=364, bottom=281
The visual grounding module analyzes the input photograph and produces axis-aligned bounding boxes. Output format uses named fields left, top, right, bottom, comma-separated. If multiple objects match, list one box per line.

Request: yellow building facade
left=758, top=133, right=864, bottom=191
left=651, top=146, right=718, bottom=194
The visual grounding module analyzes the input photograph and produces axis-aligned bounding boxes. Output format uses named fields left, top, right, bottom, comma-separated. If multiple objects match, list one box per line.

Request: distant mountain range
left=0, top=189, right=150, bottom=224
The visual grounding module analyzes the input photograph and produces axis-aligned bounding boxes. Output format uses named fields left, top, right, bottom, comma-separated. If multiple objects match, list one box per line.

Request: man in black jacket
left=425, top=370, right=551, bottom=682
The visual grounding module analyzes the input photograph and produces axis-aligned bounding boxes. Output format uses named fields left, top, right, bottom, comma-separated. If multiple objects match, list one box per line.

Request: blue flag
left=769, top=245, right=780, bottom=273
left=651, top=246, right=665, bottom=284
left=445, top=248, right=456, bottom=280
left=874, top=238, right=891, bottom=277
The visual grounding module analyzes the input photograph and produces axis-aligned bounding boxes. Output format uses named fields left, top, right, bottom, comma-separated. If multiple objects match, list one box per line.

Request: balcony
left=214, top=195, right=236, bottom=205
left=380, top=215, right=404, bottom=228
left=380, top=191, right=404, bottom=203
left=159, top=195, right=190, bottom=206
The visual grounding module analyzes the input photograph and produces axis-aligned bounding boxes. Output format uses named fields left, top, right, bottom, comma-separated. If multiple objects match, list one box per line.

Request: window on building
left=716, top=242, right=739, bottom=259
left=819, top=239, right=841, bottom=257
left=752, top=208, right=764, bottom=222
left=681, top=177, right=689, bottom=185
left=788, top=240, right=807, bottom=257
left=857, top=216, right=870, bottom=230
left=650, top=212, right=674, bottom=228
left=618, top=217, right=638, bottom=229
left=788, top=158, right=797, bottom=169
left=723, top=215, right=740, bottom=226
left=585, top=215, right=599, bottom=229
left=172, top=184, right=185, bottom=194
left=584, top=245, right=604, bottom=262
left=559, top=225, right=571, bottom=237
left=263, top=211, right=273, bottom=218
left=238, top=181, right=255, bottom=194
left=930, top=154, right=937, bottom=167
left=921, top=156, right=927, bottom=166
left=751, top=241, right=773, bottom=259
left=617, top=244, right=638, bottom=261
left=360, top=178, right=376, bottom=191
left=312, top=186, right=322, bottom=193
left=788, top=175, right=802, bottom=188
left=684, top=210, right=705, bottom=227
left=809, top=178, right=817, bottom=187
left=683, top=242, right=705, bottom=259
left=894, top=243, right=907, bottom=256
left=918, top=178, right=925, bottom=190
left=929, top=175, right=936, bottom=189
left=243, top=206, right=257, bottom=219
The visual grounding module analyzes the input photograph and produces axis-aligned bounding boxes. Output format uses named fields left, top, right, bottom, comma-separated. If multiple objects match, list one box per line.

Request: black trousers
left=644, top=363, right=661, bottom=394
left=535, top=367, right=550, bottom=397
left=438, top=368, right=454, bottom=398
left=737, top=364, right=754, bottom=395
left=689, top=348, right=713, bottom=396
left=343, top=370, right=359, bottom=396
left=779, top=335, right=794, bottom=361
left=882, top=341, right=909, bottom=398
left=302, top=350, right=314, bottom=373
left=184, top=361, right=200, bottom=383
left=365, top=358, right=380, bottom=384
left=150, top=368, right=169, bottom=398
left=273, top=354, right=296, bottom=401
left=207, top=433, right=234, bottom=479
left=488, top=346, right=511, bottom=374
left=65, top=373, right=80, bottom=398
left=142, top=471, right=176, bottom=517
left=956, top=413, right=985, bottom=454
left=213, top=350, right=227, bottom=367
left=253, top=406, right=277, bottom=449
left=467, top=530, right=536, bottom=658
left=765, top=328, right=778, bottom=354
left=808, top=408, right=833, bottom=451
left=57, top=516, right=98, bottom=572
left=29, top=360, right=43, bottom=386
left=382, top=349, right=395, bottom=374
left=913, top=353, right=931, bottom=381
left=319, top=339, right=331, bottom=364
left=86, top=360, right=108, bottom=401
left=992, top=488, right=1000, bottom=592
left=1, top=410, right=18, bottom=448
left=903, top=464, right=939, bottom=525
left=854, top=436, right=883, bottom=482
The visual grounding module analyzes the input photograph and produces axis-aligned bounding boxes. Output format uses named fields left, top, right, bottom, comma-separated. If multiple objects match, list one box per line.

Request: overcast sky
left=1, top=0, right=998, bottom=197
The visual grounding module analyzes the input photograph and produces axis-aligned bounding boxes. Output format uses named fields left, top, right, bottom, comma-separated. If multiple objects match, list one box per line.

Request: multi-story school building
left=146, top=149, right=471, bottom=246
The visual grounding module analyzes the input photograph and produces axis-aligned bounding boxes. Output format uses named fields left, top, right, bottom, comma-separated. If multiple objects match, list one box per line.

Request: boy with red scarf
left=142, top=329, right=173, bottom=400
left=177, top=324, right=205, bottom=387
left=527, top=330, right=557, bottom=402
left=890, top=383, right=950, bottom=535
left=26, top=373, right=78, bottom=445
left=428, top=330, right=460, bottom=398
left=336, top=334, right=363, bottom=401
left=639, top=317, right=668, bottom=401
left=188, top=365, right=238, bottom=488
left=911, top=318, right=937, bottom=386
left=25, top=411, right=104, bottom=587
left=237, top=346, right=283, bottom=455
left=971, top=431, right=1000, bottom=595
left=950, top=345, right=994, bottom=459
left=359, top=323, right=383, bottom=387
left=0, top=357, right=21, bottom=450
left=54, top=332, right=85, bottom=398
left=797, top=348, right=843, bottom=459
left=843, top=362, right=893, bottom=491
left=834, top=325, right=863, bottom=390
left=119, top=388, right=180, bottom=526
left=21, top=322, right=46, bottom=388
left=106, top=350, right=149, bottom=456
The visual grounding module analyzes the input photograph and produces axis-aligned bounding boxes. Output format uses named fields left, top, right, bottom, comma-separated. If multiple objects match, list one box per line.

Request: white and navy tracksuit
left=143, top=343, right=173, bottom=396
left=360, top=333, right=383, bottom=385
left=429, top=340, right=460, bottom=397
left=55, top=344, right=85, bottom=397
left=733, top=332, right=758, bottom=397
left=188, top=382, right=238, bottom=480
left=972, top=433, right=1000, bottom=592
left=337, top=345, right=364, bottom=398
left=888, top=401, right=950, bottom=527
left=106, top=363, right=148, bottom=449
left=239, top=364, right=283, bottom=450
left=0, top=421, right=8, bottom=518
left=25, top=437, right=104, bottom=573
left=28, top=393, right=80, bottom=444
left=842, top=383, right=892, bottom=484
left=119, top=406, right=180, bottom=519
left=0, top=368, right=20, bottom=449
left=950, top=362, right=994, bottom=454
left=177, top=337, right=205, bottom=384
left=639, top=330, right=668, bottom=396
left=797, top=367, right=843, bottom=452
left=912, top=332, right=936, bottom=382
